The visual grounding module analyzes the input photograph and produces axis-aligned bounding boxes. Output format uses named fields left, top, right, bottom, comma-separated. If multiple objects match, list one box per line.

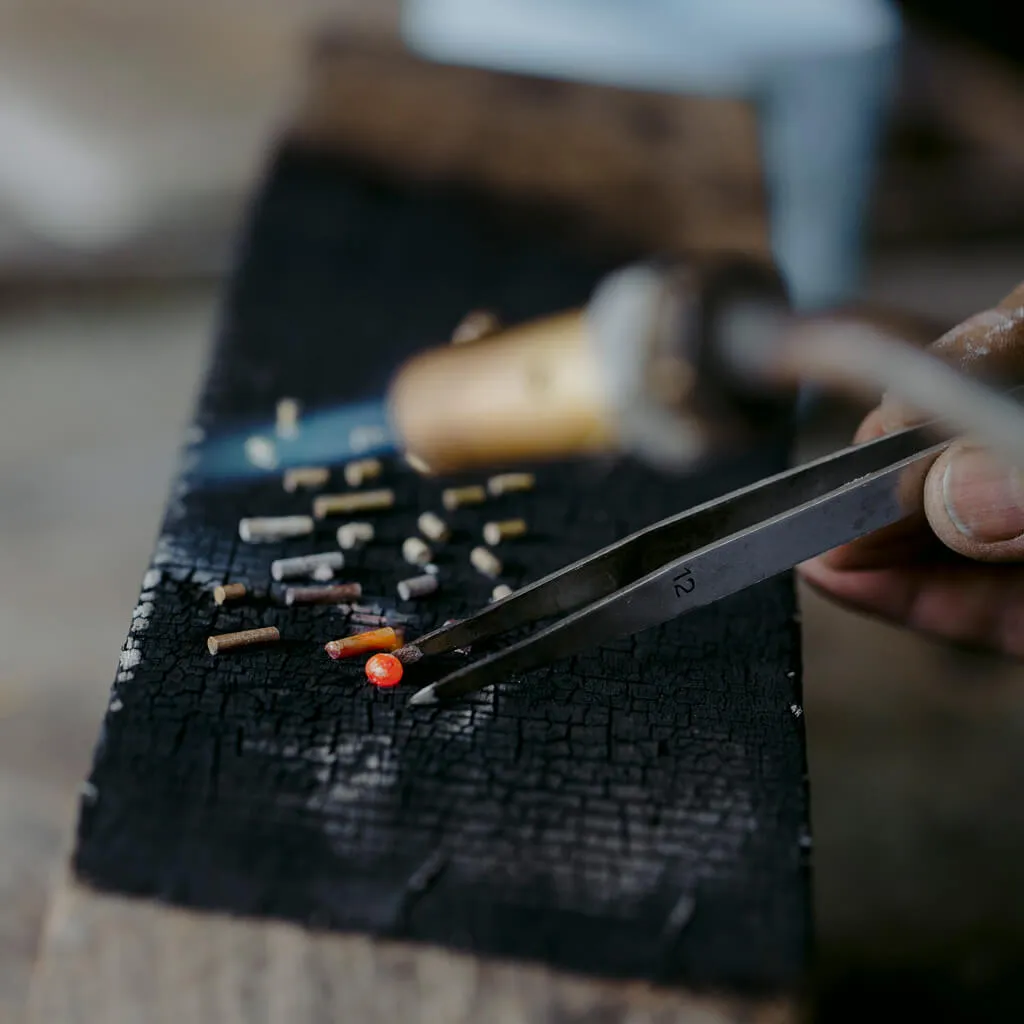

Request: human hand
left=800, top=281, right=1024, bottom=656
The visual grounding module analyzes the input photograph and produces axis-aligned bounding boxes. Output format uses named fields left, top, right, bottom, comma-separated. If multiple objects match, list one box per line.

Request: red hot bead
left=365, top=652, right=404, bottom=688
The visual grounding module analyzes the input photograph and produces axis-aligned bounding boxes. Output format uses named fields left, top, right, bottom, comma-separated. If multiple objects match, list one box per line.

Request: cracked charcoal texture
left=73, top=146, right=809, bottom=993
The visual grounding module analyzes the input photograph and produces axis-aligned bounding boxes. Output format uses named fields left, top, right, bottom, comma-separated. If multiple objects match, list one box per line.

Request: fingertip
left=812, top=542, right=866, bottom=572
left=810, top=514, right=936, bottom=573
left=798, top=558, right=920, bottom=624
left=924, top=444, right=1024, bottom=563
left=798, top=556, right=857, bottom=597
left=797, top=555, right=831, bottom=587
left=878, top=393, right=925, bottom=433
left=852, top=406, right=889, bottom=445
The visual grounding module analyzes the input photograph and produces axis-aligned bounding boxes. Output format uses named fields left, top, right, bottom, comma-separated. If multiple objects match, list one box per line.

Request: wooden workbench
left=29, top=884, right=793, bottom=1023
left=25, top=38, right=806, bottom=1024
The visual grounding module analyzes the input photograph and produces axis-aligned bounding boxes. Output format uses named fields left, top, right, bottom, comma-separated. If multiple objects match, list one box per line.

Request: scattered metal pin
left=377, top=607, right=417, bottom=626
left=349, top=611, right=389, bottom=627
left=402, top=536, right=433, bottom=567
left=417, top=510, right=450, bottom=543
left=351, top=602, right=384, bottom=616
left=239, top=515, right=314, bottom=543
left=276, top=397, right=301, bottom=439
left=405, top=451, right=433, bottom=476
left=244, top=435, right=278, bottom=470
left=283, top=466, right=329, bottom=492
left=339, top=602, right=416, bottom=627
left=470, top=546, right=503, bottom=578
left=397, top=574, right=438, bottom=601
left=207, top=626, right=280, bottom=655
left=344, top=457, right=383, bottom=487
left=270, top=552, right=345, bottom=582
left=336, top=521, right=375, bottom=549
left=451, top=309, right=500, bottom=345
left=483, top=518, right=527, bottom=545
left=486, top=472, right=535, bottom=496
left=325, top=627, right=403, bottom=660
left=284, top=582, right=363, bottom=606
left=314, top=489, right=395, bottom=519
left=442, top=485, right=486, bottom=511
left=213, top=582, right=247, bottom=605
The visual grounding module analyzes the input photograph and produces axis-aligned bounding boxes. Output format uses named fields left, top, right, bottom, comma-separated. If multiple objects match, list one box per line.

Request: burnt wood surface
left=72, top=144, right=809, bottom=994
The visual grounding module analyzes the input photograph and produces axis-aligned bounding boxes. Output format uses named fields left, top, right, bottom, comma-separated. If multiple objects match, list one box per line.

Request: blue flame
left=188, top=398, right=396, bottom=484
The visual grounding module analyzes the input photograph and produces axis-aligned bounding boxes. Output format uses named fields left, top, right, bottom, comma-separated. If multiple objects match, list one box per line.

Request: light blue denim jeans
left=403, top=0, right=901, bottom=311
left=758, top=44, right=898, bottom=311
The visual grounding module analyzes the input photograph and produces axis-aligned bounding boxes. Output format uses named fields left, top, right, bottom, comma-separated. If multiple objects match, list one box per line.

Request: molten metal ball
left=365, top=652, right=404, bottom=688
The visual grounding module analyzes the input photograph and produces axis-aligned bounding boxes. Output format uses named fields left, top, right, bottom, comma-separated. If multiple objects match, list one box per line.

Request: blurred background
left=1, top=0, right=1024, bottom=1018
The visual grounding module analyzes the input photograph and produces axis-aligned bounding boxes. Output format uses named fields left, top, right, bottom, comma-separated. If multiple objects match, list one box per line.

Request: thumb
left=924, top=442, right=1024, bottom=562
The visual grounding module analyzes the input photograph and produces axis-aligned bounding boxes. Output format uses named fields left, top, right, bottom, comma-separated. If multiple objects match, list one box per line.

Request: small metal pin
left=405, top=451, right=434, bottom=476
left=207, top=626, right=280, bottom=655
left=244, top=436, right=278, bottom=470
left=451, top=309, right=500, bottom=345
left=344, top=457, right=383, bottom=487
left=336, top=521, right=375, bottom=549
left=213, top=582, right=247, bottom=605
left=270, top=552, right=345, bottom=582
left=486, top=472, right=535, bottom=496
left=314, top=489, right=395, bottom=519
left=442, top=485, right=486, bottom=511
left=483, top=518, right=527, bottom=545
left=351, top=602, right=384, bottom=615
left=402, top=536, right=433, bottom=567
left=349, top=611, right=389, bottom=627
left=284, top=582, right=362, bottom=606
left=282, top=466, right=330, bottom=492
left=325, top=627, right=403, bottom=660
left=238, top=515, right=314, bottom=543
left=397, top=574, right=438, bottom=601
left=417, top=510, right=450, bottom=543
left=276, top=398, right=301, bottom=439
left=349, top=604, right=417, bottom=626
left=470, top=546, right=503, bottom=578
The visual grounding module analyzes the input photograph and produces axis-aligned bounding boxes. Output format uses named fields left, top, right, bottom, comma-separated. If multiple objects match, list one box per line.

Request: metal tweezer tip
left=407, top=684, right=439, bottom=707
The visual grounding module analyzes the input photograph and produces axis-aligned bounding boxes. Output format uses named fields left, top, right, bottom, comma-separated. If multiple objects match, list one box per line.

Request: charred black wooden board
left=73, top=146, right=810, bottom=993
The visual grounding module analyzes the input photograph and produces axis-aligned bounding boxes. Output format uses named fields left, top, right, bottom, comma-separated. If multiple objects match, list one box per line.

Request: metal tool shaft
left=408, top=422, right=949, bottom=704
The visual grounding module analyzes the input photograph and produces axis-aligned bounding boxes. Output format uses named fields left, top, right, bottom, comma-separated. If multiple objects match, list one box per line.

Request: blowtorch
left=387, top=254, right=1024, bottom=479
